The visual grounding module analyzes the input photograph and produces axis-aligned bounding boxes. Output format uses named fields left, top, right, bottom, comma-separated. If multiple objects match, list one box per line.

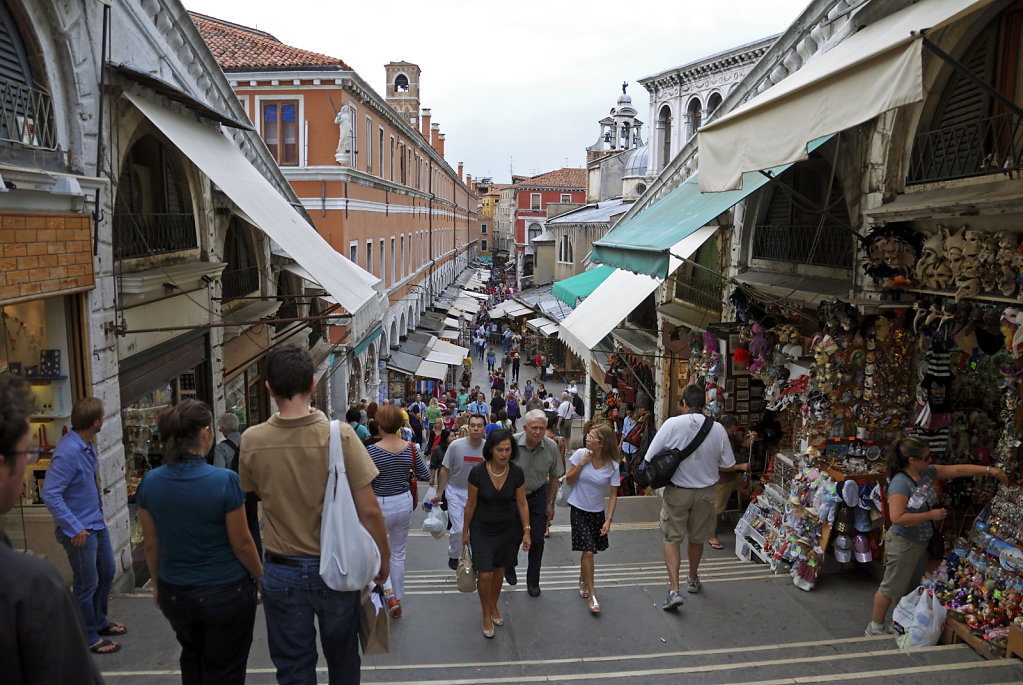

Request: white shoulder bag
left=320, top=420, right=381, bottom=591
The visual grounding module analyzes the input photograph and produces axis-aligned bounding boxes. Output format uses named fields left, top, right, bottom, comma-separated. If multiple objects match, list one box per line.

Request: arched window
left=113, top=134, right=196, bottom=259
left=685, top=98, right=702, bottom=141
left=0, top=2, right=54, bottom=149
left=222, top=217, right=260, bottom=301
left=706, top=93, right=722, bottom=121
left=558, top=235, right=573, bottom=264
left=909, top=4, right=1023, bottom=184
left=394, top=74, right=409, bottom=93
left=751, top=158, right=853, bottom=268
left=658, top=105, right=672, bottom=170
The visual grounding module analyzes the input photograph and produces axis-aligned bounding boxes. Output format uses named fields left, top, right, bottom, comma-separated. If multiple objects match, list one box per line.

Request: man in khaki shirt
left=240, top=344, right=388, bottom=685
left=511, top=409, right=564, bottom=596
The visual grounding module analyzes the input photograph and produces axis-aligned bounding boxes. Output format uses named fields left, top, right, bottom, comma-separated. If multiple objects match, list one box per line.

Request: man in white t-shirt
left=556, top=392, right=574, bottom=444
left=431, top=414, right=486, bottom=569
left=646, top=385, right=748, bottom=611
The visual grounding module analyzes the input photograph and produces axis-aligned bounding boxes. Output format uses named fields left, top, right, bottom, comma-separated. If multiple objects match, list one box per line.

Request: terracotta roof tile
left=190, top=12, right=351, bottom=72
left=516, top=168, right=586, bottom=190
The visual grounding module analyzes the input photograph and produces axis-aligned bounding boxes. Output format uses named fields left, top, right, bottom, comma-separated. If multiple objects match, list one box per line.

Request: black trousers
left=513, top=486, right=548, bottom=587
left=158, top=576, right=258, bottom=685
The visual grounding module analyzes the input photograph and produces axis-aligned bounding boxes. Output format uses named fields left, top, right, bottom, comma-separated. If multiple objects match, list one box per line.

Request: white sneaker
left=663, top=590, right=684, bottom=611
left=864, top=622, right=892, bottom=637
left=686, top=576, right=701, bottom=594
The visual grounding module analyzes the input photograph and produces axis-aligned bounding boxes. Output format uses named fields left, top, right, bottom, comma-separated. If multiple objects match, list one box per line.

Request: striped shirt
left=366, top=443, right=429, bottom=497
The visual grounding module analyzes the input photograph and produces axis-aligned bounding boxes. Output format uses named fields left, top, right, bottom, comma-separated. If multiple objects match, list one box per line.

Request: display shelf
left=30, top=413, right=70, bottom=422
left=25, top=375, right=68, bottom=383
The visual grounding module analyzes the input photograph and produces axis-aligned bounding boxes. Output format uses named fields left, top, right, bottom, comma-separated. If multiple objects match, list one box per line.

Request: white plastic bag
left=555, top=474, right=573, bottom=508
left=893, top=586, right=946, bottom=649
left=422, top=506, right=448, bottom=538
left=422, top=486, right=437, bottom=511
left=319, top=421, right=381, bottom=591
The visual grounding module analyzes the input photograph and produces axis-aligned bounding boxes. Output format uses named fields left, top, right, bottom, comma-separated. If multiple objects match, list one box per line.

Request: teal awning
left=352, top=326, right=383, bottom=356
left=591, top=136, right=833, bottom=278
left=551, top=265, right=615, bottom=307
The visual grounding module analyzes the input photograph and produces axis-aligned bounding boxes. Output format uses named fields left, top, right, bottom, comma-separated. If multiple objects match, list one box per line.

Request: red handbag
left=623, top=385, right=636, bottom=403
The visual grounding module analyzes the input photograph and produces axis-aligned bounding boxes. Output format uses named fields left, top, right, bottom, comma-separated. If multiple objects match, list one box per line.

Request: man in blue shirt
left=42, top=396, right=124, bottom=654
left=467, top=392, right=488, bottom=416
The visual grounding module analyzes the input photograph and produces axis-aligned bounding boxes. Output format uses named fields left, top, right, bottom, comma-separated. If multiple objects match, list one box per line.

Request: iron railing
left=113, top=213, right=198, bottom=260
left=673, top=275, right=724, bottom=313
left=0, top=76, right=56, bottom=150
left=908, top=112, right=1023, bottom=185
left=751, top=224, right=853, bottom=268
left=221, top=266, right=260, bottom=301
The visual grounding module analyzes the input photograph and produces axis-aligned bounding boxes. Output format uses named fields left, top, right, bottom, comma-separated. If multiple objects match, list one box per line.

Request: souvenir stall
left=729, top=221, right=1023, bottom=593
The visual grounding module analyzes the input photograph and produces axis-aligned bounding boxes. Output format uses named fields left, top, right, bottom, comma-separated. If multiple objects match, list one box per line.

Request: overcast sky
left=184, top=0, right=810, bottom=184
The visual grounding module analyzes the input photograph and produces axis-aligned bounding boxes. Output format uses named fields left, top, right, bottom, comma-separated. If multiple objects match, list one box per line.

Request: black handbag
left=636, top=416, right=715, bottom=489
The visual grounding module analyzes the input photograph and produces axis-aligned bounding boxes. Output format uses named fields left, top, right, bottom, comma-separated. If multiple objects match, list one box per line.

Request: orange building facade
left=194, top=14, right=482, bottom=403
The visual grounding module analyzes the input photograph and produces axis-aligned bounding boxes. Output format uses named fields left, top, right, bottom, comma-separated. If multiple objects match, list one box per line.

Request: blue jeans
left=56, top=526, right=115, bottom=645
left=262, top=557, right=361, bottom=685
left=158, top=576, right=257, bottom=685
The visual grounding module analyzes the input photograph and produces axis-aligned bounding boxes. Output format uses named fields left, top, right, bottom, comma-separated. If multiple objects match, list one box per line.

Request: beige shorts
left=660, top=484, right=717, bottom=545
left=878, top=528, right=929, bottom=601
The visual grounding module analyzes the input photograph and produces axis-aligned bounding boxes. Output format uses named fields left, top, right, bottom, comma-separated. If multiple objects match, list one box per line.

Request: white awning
left=526, top=317, right=560, bottom=337
left=488, top=301, right=511, bottom=318
left=415, top=359, right=449, bottom=380
left=540, top=321, right=560, bottom=337
left=451, top=298, right=481, bottom=314
left=505, top=303, right=533, bottom=317
left=431, top=339, right=469, bottom=360
left=698, top=0, right=994, bottom=192
left=558, top=226, right=716, bottom=360
left=461, top=290, right=489, bottom=300
left=125, top=93, right=385, bottom=334
left=443, top=317, right=462, bottom=328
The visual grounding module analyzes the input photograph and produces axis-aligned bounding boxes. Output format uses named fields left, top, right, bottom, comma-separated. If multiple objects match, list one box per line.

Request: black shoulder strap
left=678, top=416, right=715, bottom=461
left=224, top=439, right=241, bottom=472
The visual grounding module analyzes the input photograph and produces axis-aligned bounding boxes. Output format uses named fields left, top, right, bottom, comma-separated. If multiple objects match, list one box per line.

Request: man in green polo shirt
left=509, top=408, right=564, bottom=596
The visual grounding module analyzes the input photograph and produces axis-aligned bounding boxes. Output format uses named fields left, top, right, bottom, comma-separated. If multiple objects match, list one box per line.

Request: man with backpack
left=645, top=385, right=746, bottom=611
left=215, top=412, right=262, bottom=561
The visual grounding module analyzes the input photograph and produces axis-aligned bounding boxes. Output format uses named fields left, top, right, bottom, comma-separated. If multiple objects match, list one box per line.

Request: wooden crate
left=940, top=617, right=1010, bottom=660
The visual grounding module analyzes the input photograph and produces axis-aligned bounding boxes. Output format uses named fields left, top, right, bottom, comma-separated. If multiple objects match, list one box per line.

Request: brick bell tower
left=384, top=61, right=421, bottom=130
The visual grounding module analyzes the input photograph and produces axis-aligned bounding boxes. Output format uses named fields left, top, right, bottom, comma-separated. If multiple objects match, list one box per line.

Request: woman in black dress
left=461, top=429, right=531, bottom=638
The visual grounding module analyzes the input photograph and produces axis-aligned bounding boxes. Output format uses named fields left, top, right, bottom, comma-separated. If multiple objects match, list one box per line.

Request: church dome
left=623, top=144, right=649, bottom=177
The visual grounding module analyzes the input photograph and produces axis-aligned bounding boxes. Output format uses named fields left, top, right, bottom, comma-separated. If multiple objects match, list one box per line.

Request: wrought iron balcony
left=113, top=213, right=198, bottom=260
left=0, top=76, right=56, bottom=150
left=751, top=224, right=853, bottom=268
left=673, top=276, right=724, bottom=313
left=908, top=112, right=1023, bottom=185
left=221, top=265, right=260, bottom=301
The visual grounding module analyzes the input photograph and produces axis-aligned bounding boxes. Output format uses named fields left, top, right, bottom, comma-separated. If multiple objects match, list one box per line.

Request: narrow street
left=96, top=494, right=1023, bottom=684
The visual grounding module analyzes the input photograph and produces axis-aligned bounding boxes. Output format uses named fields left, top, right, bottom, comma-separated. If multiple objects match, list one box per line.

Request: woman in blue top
left=565, top=423, right=619, bottom=615
left=865, top=436, right=1006, bottom=637
left=137, top=400, right=263, bottom=685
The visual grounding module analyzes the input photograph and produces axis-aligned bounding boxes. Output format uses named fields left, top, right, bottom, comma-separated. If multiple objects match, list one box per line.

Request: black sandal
left=99, top=622, right=127, bottom=636
left=90, top=639, right=121, bottom=654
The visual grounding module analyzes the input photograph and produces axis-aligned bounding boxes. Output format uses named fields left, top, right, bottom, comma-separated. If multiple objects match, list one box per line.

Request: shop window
left=909, top=4, right=1023, bottom=183
left=0, top=297, right=81, bottom=549
left=113, top=134, right=196, bottom=260
left=751, top=158, right=854, bottom=269
left=222, top=217, right=260, bottom=302
left=261, top=100, right=299, bottom=166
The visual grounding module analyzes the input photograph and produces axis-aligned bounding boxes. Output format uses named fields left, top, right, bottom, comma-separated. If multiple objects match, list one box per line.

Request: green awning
left=591, top=136, right=833, bottom=278
left=551, top=265, right=615, bottom=307
left=352, top=326, right=383, bottom=356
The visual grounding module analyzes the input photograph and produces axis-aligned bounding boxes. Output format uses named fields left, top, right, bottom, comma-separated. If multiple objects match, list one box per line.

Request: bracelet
left=524, top=525, right=531, bottom=531
left=987, top=466, right=991, bottom=474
